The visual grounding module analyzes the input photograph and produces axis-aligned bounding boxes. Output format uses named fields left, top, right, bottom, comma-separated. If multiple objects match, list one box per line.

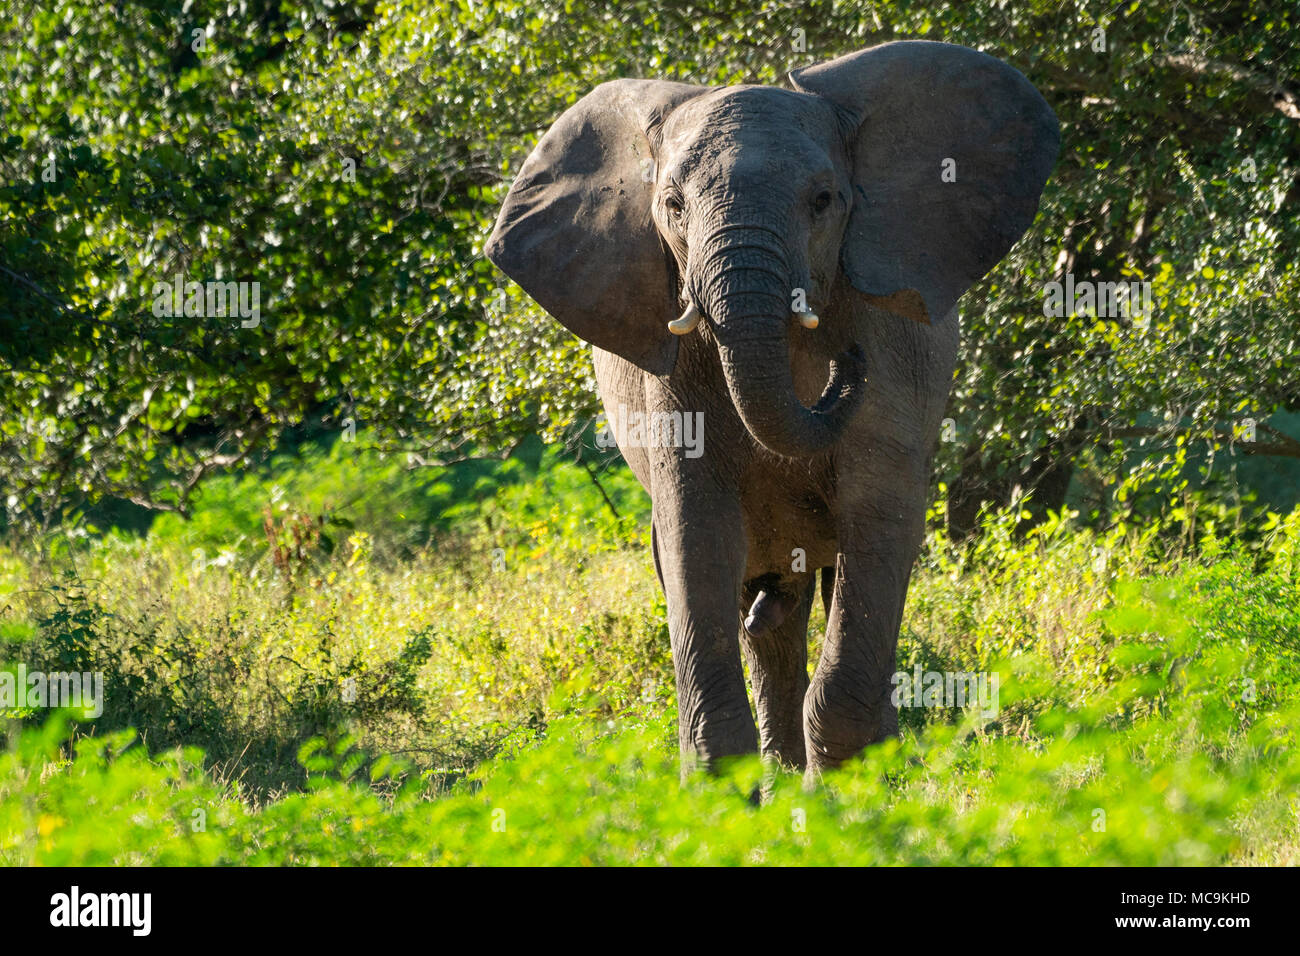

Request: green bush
left=3, top=473, right=1298, bottom=864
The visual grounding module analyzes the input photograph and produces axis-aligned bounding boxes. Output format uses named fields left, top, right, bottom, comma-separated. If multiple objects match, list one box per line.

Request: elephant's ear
left=790, top=41, right=1059, bottom=324
left=485, top=79, right=709, bottom=375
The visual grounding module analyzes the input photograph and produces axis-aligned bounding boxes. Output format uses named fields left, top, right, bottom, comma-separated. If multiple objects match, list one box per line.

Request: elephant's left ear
left=485, top=79, right=710, bottom=376
left=790, top=40, right=1060, bottom=324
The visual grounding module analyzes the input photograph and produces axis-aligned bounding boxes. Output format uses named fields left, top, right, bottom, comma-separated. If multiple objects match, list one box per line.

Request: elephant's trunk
left=692, top=231, right=867, bottom=459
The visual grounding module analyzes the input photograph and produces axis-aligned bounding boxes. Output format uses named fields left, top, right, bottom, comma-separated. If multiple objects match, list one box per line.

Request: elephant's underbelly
left=740, top=465, right=839, bottom=577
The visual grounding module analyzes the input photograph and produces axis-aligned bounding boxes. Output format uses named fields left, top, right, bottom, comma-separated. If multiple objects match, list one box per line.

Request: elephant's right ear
left=485, top=79, right=709, bottom=376
left=790, top=41, right=1060, bottom=326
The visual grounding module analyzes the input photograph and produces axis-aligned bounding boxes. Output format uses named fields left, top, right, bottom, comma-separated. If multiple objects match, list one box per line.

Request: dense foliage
left=3, top=0, right=1299, bottom=538
left=2, top=457, right=1298, bottom=864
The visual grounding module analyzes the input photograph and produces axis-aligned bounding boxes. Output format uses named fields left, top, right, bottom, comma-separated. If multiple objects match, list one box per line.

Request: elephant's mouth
left=707, top=299, right=869, bottom=460
left=808, top=341, right=868, bottom=418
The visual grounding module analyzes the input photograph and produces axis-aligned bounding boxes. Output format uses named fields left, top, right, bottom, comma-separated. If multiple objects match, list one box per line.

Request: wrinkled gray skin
left=487, top=41, right=1059, bottom=776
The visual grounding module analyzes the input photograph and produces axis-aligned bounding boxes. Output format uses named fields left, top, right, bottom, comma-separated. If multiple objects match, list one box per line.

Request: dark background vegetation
left=2, top=0, right=1298, bottom=541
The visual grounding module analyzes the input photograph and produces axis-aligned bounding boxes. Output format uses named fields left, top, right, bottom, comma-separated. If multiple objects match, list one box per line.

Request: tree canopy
left=3, top=0, right=1298, bottom=536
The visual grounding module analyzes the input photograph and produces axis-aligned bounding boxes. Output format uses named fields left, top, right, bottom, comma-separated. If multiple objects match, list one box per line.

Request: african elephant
left=486, top=40, right=1059, bottom=776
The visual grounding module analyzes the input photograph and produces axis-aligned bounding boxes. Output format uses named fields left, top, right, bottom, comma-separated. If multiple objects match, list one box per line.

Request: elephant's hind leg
left=740, top=575, right=815, bottom=770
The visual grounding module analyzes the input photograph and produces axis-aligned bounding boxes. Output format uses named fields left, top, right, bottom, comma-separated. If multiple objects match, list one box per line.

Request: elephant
left=485, top=40, right=1059, bottom=776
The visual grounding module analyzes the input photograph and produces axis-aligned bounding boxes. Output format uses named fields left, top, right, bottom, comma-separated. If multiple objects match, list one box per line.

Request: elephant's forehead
left=660, top=90, right=842, bottom=187
left=666, top=86, right=833, bottom=146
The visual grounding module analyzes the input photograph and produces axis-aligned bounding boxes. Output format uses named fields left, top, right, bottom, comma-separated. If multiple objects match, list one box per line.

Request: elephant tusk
left=668, top=302, right=702, bottom=335
left=796, top=310, right=820, bottom=330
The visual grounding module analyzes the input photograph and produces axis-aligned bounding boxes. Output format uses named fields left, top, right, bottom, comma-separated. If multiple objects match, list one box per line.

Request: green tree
left=3, top=0, right=1297, bottom=538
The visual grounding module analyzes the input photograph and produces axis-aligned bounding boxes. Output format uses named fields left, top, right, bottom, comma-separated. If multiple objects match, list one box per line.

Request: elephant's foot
left=677, top=706, right=759, bottom=779
left=802, top=673, right=898, bottom=775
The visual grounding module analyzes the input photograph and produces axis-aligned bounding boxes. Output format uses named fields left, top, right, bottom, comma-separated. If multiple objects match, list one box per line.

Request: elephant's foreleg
left=653, top=487, right=758, bottom=773
left=804, top=500, right=927, bottom=775
left=739, top=576, right=814, bottom=770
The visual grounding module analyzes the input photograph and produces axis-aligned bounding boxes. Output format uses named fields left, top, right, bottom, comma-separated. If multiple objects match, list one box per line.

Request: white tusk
left=668, top=302, right=702, bottom=335
left=796, top=310, right=820, bottom=329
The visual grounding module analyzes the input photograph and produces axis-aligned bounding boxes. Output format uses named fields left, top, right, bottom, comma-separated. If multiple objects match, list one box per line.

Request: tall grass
left=2, top=446, right=1298, bottom=864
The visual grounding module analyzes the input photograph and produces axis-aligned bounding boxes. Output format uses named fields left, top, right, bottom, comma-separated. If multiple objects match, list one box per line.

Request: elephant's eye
left=812, top=190, right=833, bottom=215
left=664, top=195, right=685, bottom=222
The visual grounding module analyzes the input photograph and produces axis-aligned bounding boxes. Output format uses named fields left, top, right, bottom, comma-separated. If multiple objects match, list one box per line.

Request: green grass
left=1, top=449, right=1298, bottom=865
left=129, top=434, right=648, bottom=562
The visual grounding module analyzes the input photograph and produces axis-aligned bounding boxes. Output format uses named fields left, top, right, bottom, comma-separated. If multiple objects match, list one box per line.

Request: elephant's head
left=486, top=41, right=1059, bottom=459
